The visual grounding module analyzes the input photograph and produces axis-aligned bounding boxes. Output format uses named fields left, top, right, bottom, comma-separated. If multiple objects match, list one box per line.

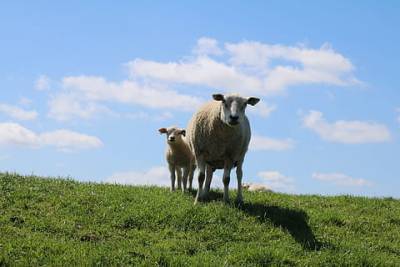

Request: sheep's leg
left=223, top=161, right=233, bottom=203
left=168, top=163, right=176, bottom=191
left=188, top=164, right=195, bottom=190
left=201, top=164, right=213, bottom=199
left=176, top=168, right=182, bottom=190
left=236, top=161, right=244, bottom=205
left=194, top=158, right=206, bottom=205
left=182, top=166, right=189, bottom=192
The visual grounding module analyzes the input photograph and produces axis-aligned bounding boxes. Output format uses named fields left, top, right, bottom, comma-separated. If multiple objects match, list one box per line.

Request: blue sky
left=1, top=1, right=399, bottom=197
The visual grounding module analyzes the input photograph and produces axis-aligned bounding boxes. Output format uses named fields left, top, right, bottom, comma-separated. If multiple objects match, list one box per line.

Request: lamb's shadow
left=239, top=202, right=323, bottom=250
left=189, top=190, right=323, bottom=250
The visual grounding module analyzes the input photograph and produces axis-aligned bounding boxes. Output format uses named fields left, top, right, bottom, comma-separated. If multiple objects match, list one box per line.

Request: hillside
left=1, top=173, right=399, bottom=266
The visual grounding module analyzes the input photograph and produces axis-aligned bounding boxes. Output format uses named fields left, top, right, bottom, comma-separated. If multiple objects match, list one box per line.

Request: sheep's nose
left=169, top=136, right=175, bottom=142
left=229, top=115, right=239, bottom=121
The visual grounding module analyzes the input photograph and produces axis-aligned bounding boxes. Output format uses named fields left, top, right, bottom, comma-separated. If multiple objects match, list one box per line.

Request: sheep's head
left=158, top=127, right=186, bottom=145
left=213, top=93, right=260, bottom=127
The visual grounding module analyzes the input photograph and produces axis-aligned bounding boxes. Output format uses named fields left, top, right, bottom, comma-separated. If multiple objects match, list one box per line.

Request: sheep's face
left=158, top=127, right=186, bottom=145
left=213, top=93, right=260, bottom=127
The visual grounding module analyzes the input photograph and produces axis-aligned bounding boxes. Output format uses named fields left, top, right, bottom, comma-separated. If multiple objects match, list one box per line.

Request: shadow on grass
left=190, top=190, right=323, bottom=250
left=239, top=202, right=323, bottom=251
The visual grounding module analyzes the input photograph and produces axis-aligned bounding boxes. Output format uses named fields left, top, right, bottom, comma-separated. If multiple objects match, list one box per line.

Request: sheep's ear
left=212, top=94, right=225, bottom=102
left=158, top=128, right=167, bottom=134
left=179, top=129, right=186, bottom=136
left=247, top=97, right=260, bottom=106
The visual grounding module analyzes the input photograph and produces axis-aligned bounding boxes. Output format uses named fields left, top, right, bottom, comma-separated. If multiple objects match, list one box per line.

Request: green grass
left=1, top=173, right=399, bottom=266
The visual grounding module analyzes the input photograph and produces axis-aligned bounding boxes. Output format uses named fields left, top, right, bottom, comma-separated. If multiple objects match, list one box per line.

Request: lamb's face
left=158, top=127, right=186, bottom=145
left=213, top=94, right=260, bottom=127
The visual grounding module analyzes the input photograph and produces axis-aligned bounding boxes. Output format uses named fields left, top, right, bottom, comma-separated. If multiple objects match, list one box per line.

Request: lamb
left=186, top=93, right=260, bottom=204
left=159, top=126, right=195, bottom=192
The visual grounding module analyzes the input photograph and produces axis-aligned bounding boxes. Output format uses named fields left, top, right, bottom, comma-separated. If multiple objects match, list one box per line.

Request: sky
left=1, top=1, right=399, bottom=197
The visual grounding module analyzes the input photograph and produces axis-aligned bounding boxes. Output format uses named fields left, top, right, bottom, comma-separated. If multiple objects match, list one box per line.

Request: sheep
left=186, top=93, right=260, bottom=204
left=242, top=183, right=272, bottom=192
left=159, top=126, right=195, bottom=192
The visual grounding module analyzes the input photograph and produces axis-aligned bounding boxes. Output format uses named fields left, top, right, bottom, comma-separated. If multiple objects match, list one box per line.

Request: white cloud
left=48, top=93, right=114, bottom=121
left=303, top=110, right=391, bottom=144
left=48, top=75, right=202, bottom=121
left=128, top=57, right=264, bottom=94
left=18, top=97, right=33, bottom=106
left=0, top=122, right=39, bottom=147
left=62, top=76, right=202, bottom=111
left=312, top=172, right=373, bottom=187
left=105, top=166, right=170, bottom=186
left=39, top=130, right=103, bottom=152
left=192, top=37, right=223, bottom=56
left=35, top=75, right=50, bottom=90
left=225, top=41, right=354, bottom=72
left=0, top=104, right=38, bottom=121
left=249, top=135, right=294, bottom=151
left=125, top=111, right=173, bottom=121
left=0, top=122, right=102, bottom=151
left=47, top=38, right=361, bottom=122
left=248, top=102, right=276, bottom=118
left=128, top=38, right=360, bottom=95
left=258, top=171, right=295, bottom=192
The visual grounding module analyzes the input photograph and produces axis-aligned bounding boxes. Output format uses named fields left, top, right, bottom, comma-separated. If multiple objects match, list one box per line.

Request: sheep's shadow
left=189, top=190, right=323, bottom=250
left=238, top=202, right=323, bottom=251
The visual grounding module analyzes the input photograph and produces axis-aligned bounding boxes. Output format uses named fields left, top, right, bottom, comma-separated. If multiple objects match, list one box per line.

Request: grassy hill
left=1, top=173, right=399, bottom=266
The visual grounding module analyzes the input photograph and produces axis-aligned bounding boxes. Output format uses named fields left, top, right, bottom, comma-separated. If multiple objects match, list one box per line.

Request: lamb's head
left=212, top=93, right=260, bottom=127
left=158, top=126, right=186, bottom=145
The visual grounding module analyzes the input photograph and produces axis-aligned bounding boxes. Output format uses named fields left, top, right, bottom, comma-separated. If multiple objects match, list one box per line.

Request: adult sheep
left=187, top=93, right=260, bottom=204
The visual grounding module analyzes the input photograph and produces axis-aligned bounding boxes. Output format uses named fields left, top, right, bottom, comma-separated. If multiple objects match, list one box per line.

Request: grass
left=1, top=172, right=400, bottom=266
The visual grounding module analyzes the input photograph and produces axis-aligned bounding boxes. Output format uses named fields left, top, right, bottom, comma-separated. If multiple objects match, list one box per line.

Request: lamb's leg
left=201, top=164, right=213, bottom=199
left=168, top=163, right=176, bottom=191
left=223, top=161, right=233, bottom=203
left=176, top=168, right=182, bottom=190
left=194, top=158, right=206, bottom=205
left=236, top=161, right=244, bottom=205
left=182, top=166, right=189, bottom=192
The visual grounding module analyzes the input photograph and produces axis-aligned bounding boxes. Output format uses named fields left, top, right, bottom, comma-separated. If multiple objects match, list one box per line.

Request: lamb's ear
left=212, top=94, right=225, bottom=102
left=247, top=97, right=260, bottom=106
left=179, top=129, right=186, bottom=137
left=158, top=128, right=168, bottom=134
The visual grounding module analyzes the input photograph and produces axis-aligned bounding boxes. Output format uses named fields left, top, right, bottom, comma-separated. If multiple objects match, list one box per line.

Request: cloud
left=192, top=37, right=223, bottom=56
left=258, top=171, right=295, bottom=192
left=128, top=57, right=264, bottom=94
left=302, top=110, right=391, bottom=144
left=225, top=41, right=354, bottom=71
left=39, top=130, right=103, bottom=152
left=35, top=75, right=51, bottom=90
left=0, top=122, right=102, bottom=151
left=249, top=135, right=294, bottom=151
left=0, top=104, right=38, bottom=121
left=47, top=38, right=360, bottom=122
left=48, top=76, right=203, bottom=121
left=248, top=102, right=276, bottom=118
left=125, top=111, right=173, bottom=121
left=105, top=166, right=170, bottom=186
left=18, top=97, right=33, bottom=106
left=0, top=122, right=38, bottom=147
left=48, top=93, right=114, bottom=121
left=127, top=38, right=360, bottom=95
left=312, top=172, right=373, bottom=187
